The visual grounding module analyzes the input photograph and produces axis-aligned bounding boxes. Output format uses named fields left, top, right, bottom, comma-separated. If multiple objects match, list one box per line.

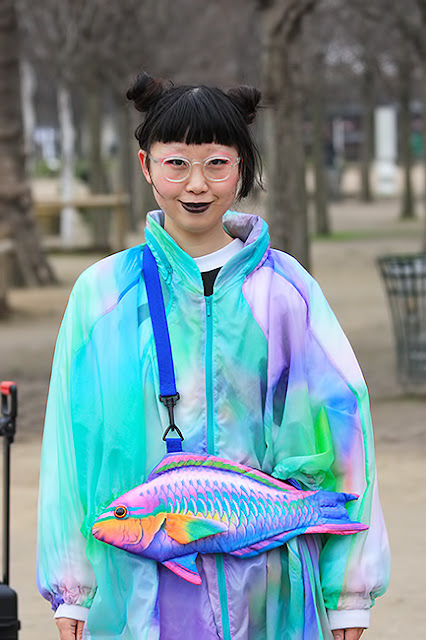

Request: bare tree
left=310, top=47, right=330, bottom=234
left=303, top=1, right=342, bottom=236
left=17, top=0, right=90, bottom=246
left=391, top=0, right=426, bottom=236
left=0, top=0, right=55, bottom=291
left=133, top=0, right=260, bottom=87
left=355, top=0, right=426, bottom=239
left=258, top=0, right=319, bottom=270
left=396, top=45, right=417, bottom=219
left=330, top=2, right=380, bottom=203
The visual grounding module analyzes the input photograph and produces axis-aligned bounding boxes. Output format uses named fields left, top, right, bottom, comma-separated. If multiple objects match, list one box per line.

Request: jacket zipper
left=205, top=296, right=215, bottom=454
left=205, top=296, right=232, bottom=640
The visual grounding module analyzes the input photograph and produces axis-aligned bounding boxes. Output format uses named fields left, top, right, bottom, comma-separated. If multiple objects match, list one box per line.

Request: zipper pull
left=205, top=297, right=212, bottom=316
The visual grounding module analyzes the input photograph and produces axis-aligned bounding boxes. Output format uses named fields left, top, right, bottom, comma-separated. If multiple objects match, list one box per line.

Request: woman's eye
left=208, top=157, right=229, bottom=167
left=165, top=158, right=188, bottom=168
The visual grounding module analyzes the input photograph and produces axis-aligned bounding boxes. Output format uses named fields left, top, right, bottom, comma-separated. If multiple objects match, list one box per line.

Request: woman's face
left=139, top=141, right=240, bottom=251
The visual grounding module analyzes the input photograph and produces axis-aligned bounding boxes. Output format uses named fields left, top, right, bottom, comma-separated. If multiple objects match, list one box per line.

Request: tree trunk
left=130, top=109, right=157, bottom=233
left=58, top=83, right=88, bottom=247
left=0, top=0, right=55, bottom=293
left=399, top=56, right=415, bottom=220
left=360, top=61, right=374, bottom=202
left=88, top=84, right=110, bottom=250
left=20, top=58, right=36, bottom=173
left=115, top=99, right=133, bottom=231
left=311, top=51, right=330, bottom=236
left=422, top=66, right=426, bottom=252
left=260, top=1, right=314, bottom=270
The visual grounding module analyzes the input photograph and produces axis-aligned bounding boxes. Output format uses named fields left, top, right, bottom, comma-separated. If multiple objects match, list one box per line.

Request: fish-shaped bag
left=92, top=452, right=367, bottom=584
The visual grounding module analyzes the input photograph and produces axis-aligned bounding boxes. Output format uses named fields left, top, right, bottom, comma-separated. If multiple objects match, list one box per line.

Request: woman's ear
left=138, top=149, right=152, bottom=184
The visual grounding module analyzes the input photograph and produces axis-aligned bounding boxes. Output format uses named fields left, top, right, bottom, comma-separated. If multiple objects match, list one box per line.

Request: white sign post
left=375, top=106, right=398, bottom=196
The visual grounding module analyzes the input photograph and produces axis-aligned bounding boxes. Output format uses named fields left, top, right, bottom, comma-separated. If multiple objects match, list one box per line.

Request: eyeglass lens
left=161, top=157, right=236, bottom=182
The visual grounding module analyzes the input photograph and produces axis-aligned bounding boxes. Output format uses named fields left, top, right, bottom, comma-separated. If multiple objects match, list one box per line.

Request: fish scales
left=213, top=489, right=223, bottom=518
left=240, top=495, right=249, bottom=518
left=182, top=483, right=191, bottom=504
left=196, top=494, right=207, bottom=518
left=205, top=489, right=216, bottom=517
left=188, top=496, right=197, bottom=515
left=221, top=483, right=233, bottom=519
left=257, top=495, right=267, bottom=519
left=249, top=493, right=259, bottom=518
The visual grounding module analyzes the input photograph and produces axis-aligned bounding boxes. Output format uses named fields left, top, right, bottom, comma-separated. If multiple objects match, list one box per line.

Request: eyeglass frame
left=145, top=152, right=241, bottom=183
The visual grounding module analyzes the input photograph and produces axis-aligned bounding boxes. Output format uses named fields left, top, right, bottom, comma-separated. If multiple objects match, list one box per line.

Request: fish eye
left=114, top=506, right=128, bottom=519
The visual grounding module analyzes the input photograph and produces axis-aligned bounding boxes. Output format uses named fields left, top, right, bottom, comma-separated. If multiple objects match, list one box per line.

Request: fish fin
left=305, top=522, right=368, bottom=535
left=140, top=514, right=166, bottom=550
left=148, top=453, right=297, bottom=493
left=163, top=553, right=201, bottom=585
left=230, top=521, right=369, bottom=559
left=165, top=513, right=227, bottom=544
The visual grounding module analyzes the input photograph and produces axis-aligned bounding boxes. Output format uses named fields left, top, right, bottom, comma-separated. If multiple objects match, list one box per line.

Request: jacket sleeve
left=37, top=284, right=97, bottom=612
left=271, top=270, right=390, bottom=614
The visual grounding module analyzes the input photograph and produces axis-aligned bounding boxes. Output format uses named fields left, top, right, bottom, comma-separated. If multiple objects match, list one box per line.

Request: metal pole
left=0, top=383, right=17, bottom=587
left=0, top=382, right=19, bottom=638
left=2, top=436, right=9, bottom=586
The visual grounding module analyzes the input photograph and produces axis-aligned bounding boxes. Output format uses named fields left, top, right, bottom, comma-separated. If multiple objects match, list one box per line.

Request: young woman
left=37, top=73, right=390, bottom=640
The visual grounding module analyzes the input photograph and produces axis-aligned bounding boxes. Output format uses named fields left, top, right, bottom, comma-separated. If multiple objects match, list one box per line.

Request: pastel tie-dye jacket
left=37, top=211, right=390, bottom=640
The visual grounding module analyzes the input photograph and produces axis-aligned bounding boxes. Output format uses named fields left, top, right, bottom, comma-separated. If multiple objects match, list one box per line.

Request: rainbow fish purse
left=92, top=246, right=368, bottom=584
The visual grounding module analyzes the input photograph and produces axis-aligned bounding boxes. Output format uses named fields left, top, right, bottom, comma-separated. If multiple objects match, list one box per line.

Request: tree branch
left=259, top=0, right=320, bottom=43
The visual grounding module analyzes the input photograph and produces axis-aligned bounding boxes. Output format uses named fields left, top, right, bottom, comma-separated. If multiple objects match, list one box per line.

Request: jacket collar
left=144, top=210, right=270, bottom=295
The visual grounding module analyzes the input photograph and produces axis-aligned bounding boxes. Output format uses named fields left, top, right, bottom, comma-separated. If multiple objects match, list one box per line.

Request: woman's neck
left=164, top=220, right=233, bottom=258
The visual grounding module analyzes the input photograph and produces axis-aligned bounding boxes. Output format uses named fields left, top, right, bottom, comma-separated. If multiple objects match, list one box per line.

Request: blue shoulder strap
left=143, top=244, right=183, bottom=453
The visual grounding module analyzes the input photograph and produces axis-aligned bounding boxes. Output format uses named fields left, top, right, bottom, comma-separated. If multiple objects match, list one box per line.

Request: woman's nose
left=185, top=163, right=208, bottom=193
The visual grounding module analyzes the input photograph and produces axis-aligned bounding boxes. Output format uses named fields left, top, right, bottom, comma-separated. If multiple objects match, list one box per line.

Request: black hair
left=126, top=72, right=263, bottom=200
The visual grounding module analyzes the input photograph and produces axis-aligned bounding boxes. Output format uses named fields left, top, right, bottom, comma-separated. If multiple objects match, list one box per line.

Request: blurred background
left=0, top=0, right=425, bottom=638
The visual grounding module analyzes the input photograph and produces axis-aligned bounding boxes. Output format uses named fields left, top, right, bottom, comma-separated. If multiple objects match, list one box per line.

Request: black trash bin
left=377, top=254, right=426, bottom=386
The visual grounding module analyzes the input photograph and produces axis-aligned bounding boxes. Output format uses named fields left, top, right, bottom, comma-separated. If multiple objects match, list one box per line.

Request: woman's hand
left=332, top=629, right=364, bottom=640
left=56, top=617, right=85, bottom=640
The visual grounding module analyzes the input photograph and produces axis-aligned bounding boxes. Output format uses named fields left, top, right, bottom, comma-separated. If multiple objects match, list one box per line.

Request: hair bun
left=126, top=72, right=171, bottom=112
left=227, top=86, right=261, bottom=125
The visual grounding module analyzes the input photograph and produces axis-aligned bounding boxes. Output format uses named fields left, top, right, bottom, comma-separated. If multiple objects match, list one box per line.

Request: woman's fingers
left=76, top=619, right=85, bottom=640
left=332, top=629, right=364, bottom=640
left=56, top=617, right=85, bottom=640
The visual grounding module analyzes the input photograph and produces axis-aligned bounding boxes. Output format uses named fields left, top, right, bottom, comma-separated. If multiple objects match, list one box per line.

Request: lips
left=180, top=201, right=212, bottom=214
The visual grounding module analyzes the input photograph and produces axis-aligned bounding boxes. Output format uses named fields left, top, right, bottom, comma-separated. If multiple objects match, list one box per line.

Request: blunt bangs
left=135, top=86, right=262, bottom=200
left=151, top=88, right=241, bottom=147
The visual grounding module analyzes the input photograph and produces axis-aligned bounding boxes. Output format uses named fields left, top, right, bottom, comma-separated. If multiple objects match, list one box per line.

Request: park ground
left=1, top=196, right=425, bottom=638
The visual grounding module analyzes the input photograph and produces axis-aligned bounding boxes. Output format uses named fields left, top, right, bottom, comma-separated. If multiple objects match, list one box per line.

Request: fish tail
left=313, top=490, right=368, bottom=534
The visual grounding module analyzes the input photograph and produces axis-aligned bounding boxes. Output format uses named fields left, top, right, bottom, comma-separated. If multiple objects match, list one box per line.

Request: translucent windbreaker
left=37, top=211, right=390, bottom=640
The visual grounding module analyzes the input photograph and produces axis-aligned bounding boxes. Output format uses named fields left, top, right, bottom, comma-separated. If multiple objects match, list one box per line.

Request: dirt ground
left=1, top=197, right=425, bottom=639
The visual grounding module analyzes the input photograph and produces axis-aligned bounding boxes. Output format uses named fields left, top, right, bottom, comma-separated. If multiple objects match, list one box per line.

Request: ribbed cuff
left=54, top=604, right=89, bottom=622
left=327, top=609, right=370, bottom=630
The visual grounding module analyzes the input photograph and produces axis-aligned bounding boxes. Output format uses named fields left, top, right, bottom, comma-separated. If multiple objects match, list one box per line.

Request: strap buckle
left=159, top=393, right=184, bottom=441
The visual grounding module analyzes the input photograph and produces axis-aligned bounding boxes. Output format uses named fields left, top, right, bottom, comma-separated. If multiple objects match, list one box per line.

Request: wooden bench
left=34, top=193, right=130, bottom=252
